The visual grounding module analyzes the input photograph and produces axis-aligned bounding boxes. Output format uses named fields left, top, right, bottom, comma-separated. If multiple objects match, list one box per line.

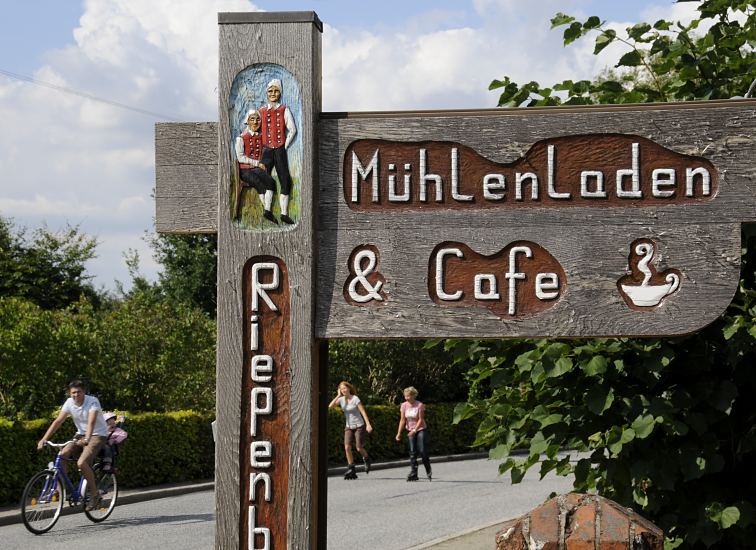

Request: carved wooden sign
left=152, top=11, right=756, bottom=550
left=316, top=102, right=756, bottom=339
left=345, top=135, right=716, bottom=210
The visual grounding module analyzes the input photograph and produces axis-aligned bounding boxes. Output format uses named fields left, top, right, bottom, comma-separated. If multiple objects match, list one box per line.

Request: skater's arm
left=357, top=403, right=373, bottom=433
left=395, top=408, right=406, bottom=441
left=413, top=404, right=426, bottom=433
left=328, top=394, right=341, bottom=409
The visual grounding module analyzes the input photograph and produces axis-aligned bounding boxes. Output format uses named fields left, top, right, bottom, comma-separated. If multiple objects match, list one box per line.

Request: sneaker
left=85, top=495, right=102, bottom=512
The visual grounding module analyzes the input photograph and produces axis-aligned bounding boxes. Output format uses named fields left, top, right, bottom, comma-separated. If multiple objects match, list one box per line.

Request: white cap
left=267, top=79, right=282, bottom=93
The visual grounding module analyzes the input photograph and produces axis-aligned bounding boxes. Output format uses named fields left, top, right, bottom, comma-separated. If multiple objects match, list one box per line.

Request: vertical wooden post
left=215, top=12, right=322, bottom=550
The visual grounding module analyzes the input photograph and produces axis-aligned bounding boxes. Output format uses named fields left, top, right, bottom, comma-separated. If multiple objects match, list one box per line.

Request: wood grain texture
left=215, top=16, right=321, bottom=550
left=154, top=102, right=756, bottom=340
left=155, top=122, right=218, bottom=233
left=316, top=101, right=755, bottom=338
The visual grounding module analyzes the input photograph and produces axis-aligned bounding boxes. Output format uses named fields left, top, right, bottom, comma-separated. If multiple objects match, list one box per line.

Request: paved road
left=2, top=456, right=575, bottom=549
left=327, top=456, right=575, bottom=550
left=2, top=491, right=214, bottom=550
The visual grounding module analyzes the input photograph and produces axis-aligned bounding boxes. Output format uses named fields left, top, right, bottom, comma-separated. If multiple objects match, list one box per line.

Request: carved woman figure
left=235, top=109, right=277, bottom=223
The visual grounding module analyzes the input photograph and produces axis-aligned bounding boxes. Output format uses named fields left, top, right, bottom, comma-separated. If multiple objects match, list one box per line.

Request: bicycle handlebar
left=44, top=441, right=76, bottom=449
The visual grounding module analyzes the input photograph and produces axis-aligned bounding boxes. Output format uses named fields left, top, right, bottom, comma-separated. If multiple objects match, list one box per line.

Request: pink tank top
left=401, top=400, right=425, bottom=432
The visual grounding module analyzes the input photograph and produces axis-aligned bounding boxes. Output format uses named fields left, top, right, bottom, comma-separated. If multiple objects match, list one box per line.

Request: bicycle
left=21, top=440, right=119, bottom=534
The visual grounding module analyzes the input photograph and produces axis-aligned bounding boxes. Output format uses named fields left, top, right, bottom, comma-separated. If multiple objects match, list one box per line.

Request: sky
left=0, top=0, right=701, bottom=293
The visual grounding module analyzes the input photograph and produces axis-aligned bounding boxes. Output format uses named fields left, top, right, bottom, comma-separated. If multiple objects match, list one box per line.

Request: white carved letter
left=515, top=173, right=539, bottom=200
left=474, top=274, right=500, bottom=300
left=547, top=144, right=571, bottom=199
left=483, top=174, right=506, bottom=200
left=250, top=315, right=259, bottom=351
left=251, top=263, right=279, bottom=312
left=251, top=441, right=272, bottom=468
left=652, top=168, right=676, bottom=198
left=250, top=473, right=272, bottom=502
left=450, top=148, right=472, bottom=201
left=505, top=246, right=533, bottom=315
left=535, top=273, right=559, bottom=300
left=250, top=387, right=273, bottom=437
left=419, top=148, right=443, bottom=202
left=616, top=142, right=641, bottom=198
left=251, top=355, right=273, bottom=382
left=351, top=149, right=379, bottom=203
left=435, top=248, right=464, bottom=301
left=248, top=505, right=271, bottom=550
left=686, top=167, right=710, bottom=197
left=580, top=171, right=606, bottom=198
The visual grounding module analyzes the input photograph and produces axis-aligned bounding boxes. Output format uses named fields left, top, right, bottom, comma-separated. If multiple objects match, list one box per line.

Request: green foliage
left=474, top=3, right=756, bottom=548
left=0, top=292, right=216, bottom=416
left=490, top=2, right=755, bottom=107
left=0, top=216, right=101, bottom=309
left=149, top=234, right=217, bottom=318
left=0, top=410, right=214, bottom=506
left=327, top=403, right=479, bottom=465
left=328, top=340, right=470, bottom=404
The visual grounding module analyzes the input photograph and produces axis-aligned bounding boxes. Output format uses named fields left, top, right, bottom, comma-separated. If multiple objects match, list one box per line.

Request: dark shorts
left=239, top=167, right=276, bottom=195
left=344, top=425, right=366, bottom=448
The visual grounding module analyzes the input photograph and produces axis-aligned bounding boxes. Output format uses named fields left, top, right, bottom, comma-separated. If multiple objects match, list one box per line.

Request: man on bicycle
left=37, top=379, right=108, bottom=511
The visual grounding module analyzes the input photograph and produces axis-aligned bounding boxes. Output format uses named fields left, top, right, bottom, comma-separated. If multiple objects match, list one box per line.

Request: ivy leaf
left=551, top=12, right=575, bottom=29
left=628, top=22, right=652, bottom=40
left=631, top=414, right=656, bottom=439
left=489, top=78, right=509, bottom=91
left=720, top=507, right=740, bottom=529
left=617, top=50, right=643, bottom=67
left=654, top=19, right=671, bottom=30
left=586, top=385, right=614, bottom=415
left=581, top=355, right=608, bottom=376
left=545, top=356, right=573, bottom=378
left=563, top=21, right=584, bottom=45
left=583, top=16, right=602, bottom=30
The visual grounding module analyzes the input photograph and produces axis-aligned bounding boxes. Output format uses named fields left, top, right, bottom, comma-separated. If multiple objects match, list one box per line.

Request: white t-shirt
left=338, top=395, right=365, bottom=429
left=61, top=395, right=108, bottom=437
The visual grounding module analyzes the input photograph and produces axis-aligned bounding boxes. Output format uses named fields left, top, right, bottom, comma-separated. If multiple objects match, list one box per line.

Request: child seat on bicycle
left=101, top=412, right=128, bottom=472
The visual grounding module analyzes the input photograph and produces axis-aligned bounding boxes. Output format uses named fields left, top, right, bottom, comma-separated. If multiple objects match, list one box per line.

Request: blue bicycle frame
left=43, top=445, right=90, bottom=506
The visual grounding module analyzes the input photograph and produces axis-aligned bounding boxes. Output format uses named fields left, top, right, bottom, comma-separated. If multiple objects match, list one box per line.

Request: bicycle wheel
left=21, top=470, right=65, bottom=534
left=84, top=464, right=118, bottom=522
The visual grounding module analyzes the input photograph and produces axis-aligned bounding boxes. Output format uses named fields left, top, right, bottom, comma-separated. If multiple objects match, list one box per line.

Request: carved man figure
left=235, top=109, right=278, bottom=223
left=259, top=78, right=297, bottom=225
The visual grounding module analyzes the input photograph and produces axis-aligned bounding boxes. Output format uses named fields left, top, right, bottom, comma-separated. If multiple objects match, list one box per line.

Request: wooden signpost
left=154, top=11, right=756, bottom=549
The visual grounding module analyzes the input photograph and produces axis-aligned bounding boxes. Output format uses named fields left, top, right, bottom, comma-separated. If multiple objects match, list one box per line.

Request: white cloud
left=2, top=0, right=712, bottom=291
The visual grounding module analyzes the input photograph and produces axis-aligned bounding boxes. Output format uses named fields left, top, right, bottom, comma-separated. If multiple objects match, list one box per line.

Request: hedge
left=0, top=410, right=214, bottom=506
left=0, top=403, right=478, bottom=506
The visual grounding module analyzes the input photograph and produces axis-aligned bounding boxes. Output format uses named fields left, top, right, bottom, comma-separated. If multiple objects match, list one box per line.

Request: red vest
left=260, top=105, right=287, bottom=148
left=240, top=132, right=263, bottom=168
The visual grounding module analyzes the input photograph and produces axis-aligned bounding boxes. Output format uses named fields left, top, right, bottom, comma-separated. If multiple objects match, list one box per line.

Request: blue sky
left=0, top=0, right=699, bottom=291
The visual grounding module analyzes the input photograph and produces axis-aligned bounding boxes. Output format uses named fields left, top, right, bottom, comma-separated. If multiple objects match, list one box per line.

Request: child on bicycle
left=101, top=412, right=128, bottom=472
left=37, top=379, right=108, bottom=511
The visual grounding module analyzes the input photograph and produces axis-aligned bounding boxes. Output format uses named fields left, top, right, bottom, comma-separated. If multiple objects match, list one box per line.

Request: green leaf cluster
left=490, top=2, right=755, bottom=107
left=0, top=293, right=216, bottom=417
left=475, top=2, right=756, bottom=548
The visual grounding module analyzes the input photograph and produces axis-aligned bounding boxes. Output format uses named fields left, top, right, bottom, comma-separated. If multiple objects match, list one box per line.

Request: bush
left=0, top=410, right=214, bottom=506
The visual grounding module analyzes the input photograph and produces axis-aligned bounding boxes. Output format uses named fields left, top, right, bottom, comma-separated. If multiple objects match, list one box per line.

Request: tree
left=450, top=2, right=756, bottom=548
left=149, top=233, right=217, bottom=317
left=0, top=215, right=101, bottom=309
